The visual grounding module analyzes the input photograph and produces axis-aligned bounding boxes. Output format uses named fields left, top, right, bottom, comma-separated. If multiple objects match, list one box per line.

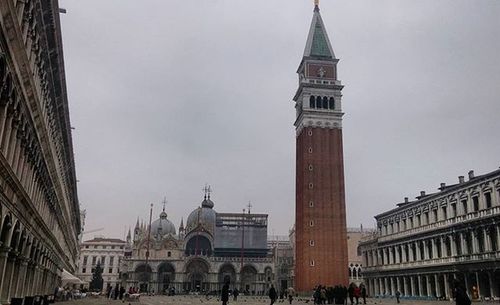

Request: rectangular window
left=416, top=215, right=421, bottom=227
left=403, top=219, right=407, bottom=230
left=101, top=256, right=106, bottom=265
left=83, top=256, right=88, bottom=265
left=433, top=210, right=438, bottom=222
left=112, top=246, right=115, bottom=249
left=462, top=200, right=468, bottom=214
left=408, top=217, right=413, bottom=229
left=109, top=257, right=114, bottom=266
left=473, top=197, right=479, bottom=212
left=485, top=193, right=492, bottom=209
left=108, top=268, right=113, bottom=274
left=424, top=212, right=429, bottom=225
left=82, top=268, right=86, bottom=274
left=442, top=206, right=447, bottom=220
left=451, top=203, right=457, bottom=218
left=91, top=256, right=96, bottom=265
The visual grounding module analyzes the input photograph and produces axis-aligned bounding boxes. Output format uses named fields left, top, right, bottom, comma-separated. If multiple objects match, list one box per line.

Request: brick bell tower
left=293, top=2, right=348, bottom=292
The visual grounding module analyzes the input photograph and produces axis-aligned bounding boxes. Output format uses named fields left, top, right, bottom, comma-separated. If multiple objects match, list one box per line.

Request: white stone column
left=440, top=236, right=447, bottom=257
left=410, top=276, right=415, bottom=296
left=390, top=277, right=395, bottom=295
left=426, top=275, right=432, bottom=297
left=431, top=239, right=437, bottom=259
left=488, top=272, right=495, bottom=299
left=396, top=277, right=401, bottom=294
left=450, top=235, right=457, bottom=256
left=464, top=273, right=471, bottom=297
left=403, top=277, right=409, bottom=296
left=418, top=275, right=423, bottom=296
left=384, top=277, right=388, bottom=295
left=415, top=242, right=421, bottom=261
left=461, top=232, right=467, bottom=254
left=475, top=272, right=481, bottom=299
left=484, top=228, right=491, bottom=252
left=444, top=274, right=450, bottom=300
left=0, top=247, right=10, bottom=304
left=434, top=274, right=440, bottom=298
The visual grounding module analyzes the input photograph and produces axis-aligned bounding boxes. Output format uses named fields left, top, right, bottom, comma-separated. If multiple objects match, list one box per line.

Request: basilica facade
left=120, top=194, right=274, bottom=294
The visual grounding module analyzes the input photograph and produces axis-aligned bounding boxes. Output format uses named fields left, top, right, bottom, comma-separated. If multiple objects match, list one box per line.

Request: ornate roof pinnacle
left=314, top=0, right=320, bottom=11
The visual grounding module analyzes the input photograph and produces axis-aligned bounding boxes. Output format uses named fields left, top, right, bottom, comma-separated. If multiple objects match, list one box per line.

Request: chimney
left=420, top=191, right=426, bottom=197
left=459, top=176, right=465, bottom=184
left=440, top=183, right=446, bottom=190
left=404, top=197, right=409, bottom=204
left=468, top=170, right=475, bottom=180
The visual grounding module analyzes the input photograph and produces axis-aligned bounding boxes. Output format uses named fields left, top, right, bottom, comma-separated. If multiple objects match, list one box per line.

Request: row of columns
left=0, top=244, right=60, bottom=304
left=366, top=271, right=500, bottom=300
left=364, top=224, right=500, bottom=267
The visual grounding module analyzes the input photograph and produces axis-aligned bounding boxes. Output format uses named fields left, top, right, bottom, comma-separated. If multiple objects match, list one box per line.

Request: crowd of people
left=312, top=283, right=367, bottom=305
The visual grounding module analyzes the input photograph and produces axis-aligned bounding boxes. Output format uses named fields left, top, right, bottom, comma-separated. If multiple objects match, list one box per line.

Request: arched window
left=353, top=268, right=357, bottom=278
left=329, top=97, right=335, bottom=109
left=348, top=268, right=352, bottom=277
left=322, top=96, right=328, bottom=109
left=309, top=96, right=315, bottom=108
left=316, top=96, right=322, bottom=108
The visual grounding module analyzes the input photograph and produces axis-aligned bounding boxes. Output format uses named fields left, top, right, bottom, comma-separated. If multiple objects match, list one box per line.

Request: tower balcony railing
left=363, top=250, right=500, bottom=273
left=378, top=206, right=500, bottom=243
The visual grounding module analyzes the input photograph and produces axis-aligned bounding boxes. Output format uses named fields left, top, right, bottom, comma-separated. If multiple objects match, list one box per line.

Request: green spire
left=303, top=5, right=335, bottom=59
left=310, top=21, right=332, bottom=57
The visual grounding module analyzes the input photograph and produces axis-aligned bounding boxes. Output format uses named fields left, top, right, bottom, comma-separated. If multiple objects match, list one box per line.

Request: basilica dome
left=186, top=197, right=216, bottom=235
left=150, top=210, right=176, bottom=237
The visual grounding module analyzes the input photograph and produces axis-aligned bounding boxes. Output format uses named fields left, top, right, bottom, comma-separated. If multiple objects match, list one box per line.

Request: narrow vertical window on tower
left=310, top=95, right=316, bottom=108
left=308, top=129, right=313, bottom=136
left=310, top=260, right=315, bottom=267
left=308, top=183, right=314, bottom=189
left=308, top=147, right=313, bottom=153
left=329, top=97, right=335, bottom=109
left=316, top=96, right=322, bottom=108
left=322, top=96, right=328, bottom=109
left=310, top=240, right=315, bottom=246
left=309, top=201, right=314, bottom=207
left=309, top=220, right=314, bottom=227
left=308, top=164, right=313, bottom=171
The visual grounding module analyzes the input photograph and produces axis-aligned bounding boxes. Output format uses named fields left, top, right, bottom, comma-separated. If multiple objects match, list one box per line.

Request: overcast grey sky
left=59, top=0, right=500, bottom=239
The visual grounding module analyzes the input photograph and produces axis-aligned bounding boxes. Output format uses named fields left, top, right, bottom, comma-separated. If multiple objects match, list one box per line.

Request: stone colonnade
left=365, top=270, right=500, bottom=300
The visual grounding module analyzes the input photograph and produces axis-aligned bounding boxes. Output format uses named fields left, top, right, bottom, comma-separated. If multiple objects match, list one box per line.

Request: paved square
left=58, top=295, right=492, bottom=305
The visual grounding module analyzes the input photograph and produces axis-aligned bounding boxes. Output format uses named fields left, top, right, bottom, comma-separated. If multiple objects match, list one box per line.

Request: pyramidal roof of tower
left=303, top=5, right=336, bottom=59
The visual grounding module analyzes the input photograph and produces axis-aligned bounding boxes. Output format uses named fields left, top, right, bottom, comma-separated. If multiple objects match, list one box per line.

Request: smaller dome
left=150, top=210, right=176, bottom=237
left=201, top=198, right=214, bottom=209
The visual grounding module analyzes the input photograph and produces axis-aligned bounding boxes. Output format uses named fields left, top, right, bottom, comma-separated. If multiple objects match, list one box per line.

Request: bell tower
left=293, top=2, right=348, bottom=292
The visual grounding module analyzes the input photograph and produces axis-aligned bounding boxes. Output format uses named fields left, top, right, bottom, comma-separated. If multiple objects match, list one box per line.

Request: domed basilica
left=120, top=190, right=274, bottom=294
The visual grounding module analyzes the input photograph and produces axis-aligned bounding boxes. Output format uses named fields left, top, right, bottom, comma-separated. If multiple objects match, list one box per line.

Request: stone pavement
left=56, top=295, right=496, bottom=305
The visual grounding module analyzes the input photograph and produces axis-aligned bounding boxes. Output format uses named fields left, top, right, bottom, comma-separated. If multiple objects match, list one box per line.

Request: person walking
left=354, top=286, right=360, bottom=305
left=221, top=282, right=229, bottom=305
left=269, top=284, right=278, bottom=305
left=360, top=285, right=367, bottom=305
left=395, top=290, right=401, bottom=304
left=347, top=284, right=355, bottom=305
left=233, top=287, right=239, bottom=301
left=453, top=280, right=471, bottom=305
